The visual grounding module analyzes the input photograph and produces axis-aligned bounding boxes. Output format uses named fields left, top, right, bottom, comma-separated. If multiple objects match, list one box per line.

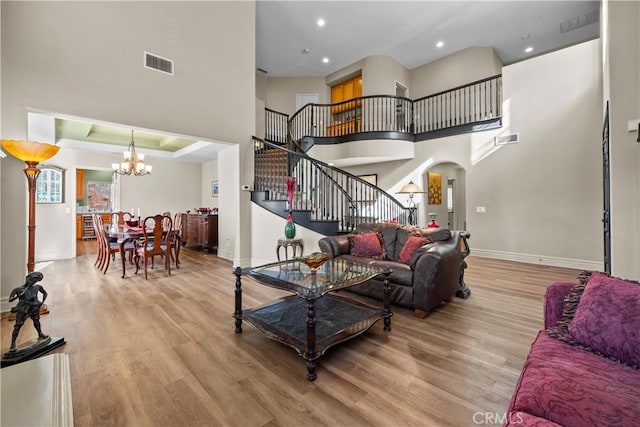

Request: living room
left=1, top=1, right=639, bottom=425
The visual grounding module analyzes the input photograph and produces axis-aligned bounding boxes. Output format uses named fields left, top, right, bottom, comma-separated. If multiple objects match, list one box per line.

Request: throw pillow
left=349, top=230, right=386, bottom=259
left=547, top=271, right=640, bottom=369
left=398, top=235, right=431, bottom=264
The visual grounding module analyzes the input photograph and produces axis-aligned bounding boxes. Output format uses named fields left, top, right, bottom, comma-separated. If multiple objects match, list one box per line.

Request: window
left=36, top=166, right=65, bottom=203
left=447, top=180, right=454, bottom=213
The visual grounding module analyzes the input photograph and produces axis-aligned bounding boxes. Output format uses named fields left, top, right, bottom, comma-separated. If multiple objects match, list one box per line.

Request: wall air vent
left=560, top=9, right=599, bottom=34
left=144, top=51, right=174, bottom=75
left=494, top=133, right=520, bottom=146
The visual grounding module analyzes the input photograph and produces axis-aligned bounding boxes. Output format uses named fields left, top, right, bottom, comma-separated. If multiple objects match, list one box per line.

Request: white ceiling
left=52, top=1, right=601, bottom=163
left=256, top=0, right=600, bottom=77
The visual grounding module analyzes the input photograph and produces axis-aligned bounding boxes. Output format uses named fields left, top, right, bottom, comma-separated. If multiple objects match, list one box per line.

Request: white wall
left=410, top=47, right=503, bottom=98
left=1, top=1, right=255, bottom=300
left=251, top=205, right=325, bottom=266
left=264, top=77, right=330, bottom=115
left=604, top=0, right=640, bottom=280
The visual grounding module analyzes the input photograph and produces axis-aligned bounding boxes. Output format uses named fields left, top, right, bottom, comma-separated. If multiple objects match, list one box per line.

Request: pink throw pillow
left=567, top=272, right=640, bottom=368
left=349, top=231, right=385, bottom=259
left=398, top=235, right=431, bottom=264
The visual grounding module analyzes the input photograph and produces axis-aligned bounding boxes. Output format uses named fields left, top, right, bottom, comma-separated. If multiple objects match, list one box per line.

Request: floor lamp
left=1, top=140, right=60, bottom=272
left=1, top=140, right=66, bottom=366
left=397, top=181, right=425, bottom=226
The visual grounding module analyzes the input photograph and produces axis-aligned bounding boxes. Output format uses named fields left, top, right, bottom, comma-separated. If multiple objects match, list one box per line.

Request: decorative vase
left=284, top=213, right=296, bottom=238
left=427, top=212, right=440, bottom=228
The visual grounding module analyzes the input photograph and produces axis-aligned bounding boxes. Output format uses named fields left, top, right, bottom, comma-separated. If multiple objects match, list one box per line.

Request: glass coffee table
left=233, top=258, right=392, bottom=381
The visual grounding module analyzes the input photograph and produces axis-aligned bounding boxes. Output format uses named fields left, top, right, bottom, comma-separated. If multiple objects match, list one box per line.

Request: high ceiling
left=256, top=0, right=600, bottom=77
left=53, top=1, right=601, bottom=163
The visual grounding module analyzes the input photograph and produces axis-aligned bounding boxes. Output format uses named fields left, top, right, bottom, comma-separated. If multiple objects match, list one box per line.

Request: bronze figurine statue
left=8, top=271, right=49, bottom=352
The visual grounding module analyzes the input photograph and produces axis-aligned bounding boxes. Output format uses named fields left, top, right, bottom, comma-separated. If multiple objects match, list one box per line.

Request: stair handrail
left=253, top=136, right=413, bottom=230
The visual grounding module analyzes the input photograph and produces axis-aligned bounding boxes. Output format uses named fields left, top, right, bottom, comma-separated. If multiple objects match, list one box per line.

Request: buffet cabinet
left=185, top=214, right=218, bottom=252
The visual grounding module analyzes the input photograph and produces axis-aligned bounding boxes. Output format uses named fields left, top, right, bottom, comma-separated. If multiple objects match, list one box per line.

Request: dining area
left=92, top=211, right=184, bottom=279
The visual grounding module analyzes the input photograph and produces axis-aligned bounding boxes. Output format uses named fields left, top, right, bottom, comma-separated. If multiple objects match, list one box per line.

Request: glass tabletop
left=246, top=258, right=381, bottom=297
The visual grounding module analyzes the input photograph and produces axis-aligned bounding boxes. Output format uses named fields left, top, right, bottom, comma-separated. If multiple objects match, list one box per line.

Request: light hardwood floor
left=1, top=241, right=582, bottom=426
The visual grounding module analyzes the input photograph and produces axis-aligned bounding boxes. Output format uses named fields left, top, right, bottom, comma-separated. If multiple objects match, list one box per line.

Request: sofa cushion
left=415, top=227, right=452, bottom=242
left=398, top=235, right=431, bottom=264
left=348, top=231, right=386, bottom=259
left=509, top=332, right=640, bottom=427
left=547, top=271, right=640, bottom=369
left=335, top=255, right=412, bottom=287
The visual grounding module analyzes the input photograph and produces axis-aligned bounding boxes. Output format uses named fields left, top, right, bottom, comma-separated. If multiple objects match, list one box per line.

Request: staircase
left=252, top=137, right=411, bottom=236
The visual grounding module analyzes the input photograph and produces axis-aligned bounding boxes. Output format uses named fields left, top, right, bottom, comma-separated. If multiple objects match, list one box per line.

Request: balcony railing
left=266, top=74, right=502, bottom=144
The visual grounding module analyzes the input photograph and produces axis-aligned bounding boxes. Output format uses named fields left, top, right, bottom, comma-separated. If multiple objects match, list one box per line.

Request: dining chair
left=91, top=213, right=105, bottom=268
left=134, top=214, right=172, bottom=279
left=95, top=214, right=135, bottom=274
left=169, top=212, right=184, bottom=268
left=110, top=211, right=133, bottom=226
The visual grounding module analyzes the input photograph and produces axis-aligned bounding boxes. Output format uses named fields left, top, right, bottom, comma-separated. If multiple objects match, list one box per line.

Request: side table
left=276, top=237, right=303, bottom=261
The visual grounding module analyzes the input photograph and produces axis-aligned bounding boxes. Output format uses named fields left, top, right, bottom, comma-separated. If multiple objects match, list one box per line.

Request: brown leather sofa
left=318, top=223, right=470, bottom=318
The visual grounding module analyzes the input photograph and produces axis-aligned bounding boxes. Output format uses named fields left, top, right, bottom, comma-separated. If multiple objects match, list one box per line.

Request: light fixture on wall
left=112, top=130, right=152, bottom=176
left=1, top=139, right=60, bottom=272
left=397, top=180, right=425, bottom=225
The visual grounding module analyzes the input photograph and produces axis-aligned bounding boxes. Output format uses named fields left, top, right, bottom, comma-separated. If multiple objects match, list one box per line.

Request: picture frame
left=357, top=174, right=377, bottom=186
left=355, top=174, right=378, bottom=202
left=212, top=181, right=219, bottom=197
left=428, top=172, right=442, bottom=205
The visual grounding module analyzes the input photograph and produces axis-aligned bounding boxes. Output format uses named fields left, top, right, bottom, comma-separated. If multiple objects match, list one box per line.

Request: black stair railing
left=265, top=108, right=289, bottom=144
left=253, top=137, right=411, bottom=232
left=281, top=74, right=502, bottom=143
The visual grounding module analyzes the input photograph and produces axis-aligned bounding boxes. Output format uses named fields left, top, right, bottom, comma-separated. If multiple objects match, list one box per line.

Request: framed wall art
left=428, top=172, right=442, bottom=205
left=212, top=181, right=219, bottom=197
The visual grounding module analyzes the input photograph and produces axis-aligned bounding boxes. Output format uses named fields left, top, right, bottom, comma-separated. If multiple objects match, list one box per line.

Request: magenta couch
left=505, top=273, right=640, bottom=427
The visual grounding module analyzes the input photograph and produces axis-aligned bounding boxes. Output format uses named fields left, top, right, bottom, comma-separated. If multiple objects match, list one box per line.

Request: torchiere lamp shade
left=397, top=181, right=424, bottom=194
left=1, top=140, right=60, bottom=163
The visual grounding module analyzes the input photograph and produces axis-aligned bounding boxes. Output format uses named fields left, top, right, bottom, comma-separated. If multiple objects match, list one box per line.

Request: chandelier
left=112, top=130, right=152, bottom=176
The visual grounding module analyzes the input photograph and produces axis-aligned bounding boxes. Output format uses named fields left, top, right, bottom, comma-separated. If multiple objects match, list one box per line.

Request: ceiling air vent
left=560, top=9, right=599, bottom=34
left=144, top=51, right=174, bottom=76
left=494, top=133, right=520, bottom=146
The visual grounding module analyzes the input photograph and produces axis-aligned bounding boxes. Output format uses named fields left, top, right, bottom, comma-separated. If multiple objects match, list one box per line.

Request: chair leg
left=144, top=256, right=148, bottom=280
left=103, top=251, right=112, bottom=274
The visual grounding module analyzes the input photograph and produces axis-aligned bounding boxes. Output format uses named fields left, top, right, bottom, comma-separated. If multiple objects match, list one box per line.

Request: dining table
left=106, top=224, right=147, bottom=278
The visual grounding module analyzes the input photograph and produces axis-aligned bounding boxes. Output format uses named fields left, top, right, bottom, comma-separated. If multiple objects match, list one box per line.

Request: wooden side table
left=276, top=238, right=304, bottom=261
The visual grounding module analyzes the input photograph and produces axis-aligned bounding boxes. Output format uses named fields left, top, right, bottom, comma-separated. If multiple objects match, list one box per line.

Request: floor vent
left=144, top=51, right=174, bottom=75
left=560, top=9, right=599, bottom=34
left=494, top=133, right=520, bottom=146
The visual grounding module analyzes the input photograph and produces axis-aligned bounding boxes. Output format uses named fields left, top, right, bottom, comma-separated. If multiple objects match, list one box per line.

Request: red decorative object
left=427, top=219, right=440, bottom=228
left=286, top=177, right=296, bottom=213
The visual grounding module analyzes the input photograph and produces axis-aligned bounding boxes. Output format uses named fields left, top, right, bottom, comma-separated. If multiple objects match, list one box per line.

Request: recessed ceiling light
left=302, top=48, right=310, bottom=54
left=317, top=18, right=325, bottom=27
left=525, top=47, right=534, bottom=53
left=521, top=33, right=530, bottom=40
left=322, top=57, right=329, bottom=64
left=436, top=41, right=444, bottom=48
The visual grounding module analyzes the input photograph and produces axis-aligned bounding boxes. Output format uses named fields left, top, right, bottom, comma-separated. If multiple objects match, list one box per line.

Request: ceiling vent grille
left=494, top=133, right=520, bottom=146
left=560, top=9, right=599, bottom=34
left=144, top=51, right=174, bottom=75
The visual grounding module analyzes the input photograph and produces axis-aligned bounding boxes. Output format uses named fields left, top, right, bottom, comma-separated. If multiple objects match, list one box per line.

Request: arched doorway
left=421, top=162, right=466, bottom=230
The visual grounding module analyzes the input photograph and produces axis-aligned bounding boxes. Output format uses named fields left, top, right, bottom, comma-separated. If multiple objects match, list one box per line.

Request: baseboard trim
left=216, top=249, right=234, bottom=261
left=471, top=249, right=603, bottom=271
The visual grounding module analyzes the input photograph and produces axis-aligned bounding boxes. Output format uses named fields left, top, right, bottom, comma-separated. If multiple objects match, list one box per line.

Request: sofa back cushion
left=348, top=230, right=386, bottom=259
left=547, top=271, right=640, bottom=369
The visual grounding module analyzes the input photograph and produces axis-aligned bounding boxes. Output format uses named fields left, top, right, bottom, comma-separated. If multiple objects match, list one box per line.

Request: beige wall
left=263, top=77, right=330, bottom=115
left=1, top=1, right=255, bottom=301
left=202, top=159, right=219, bottom=210
left=409, top=47, right=503, bottom=98
left=604, top=0, right=640, bottom=280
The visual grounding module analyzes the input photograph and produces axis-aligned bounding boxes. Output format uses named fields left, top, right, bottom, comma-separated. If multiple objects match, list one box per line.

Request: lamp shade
left=397, top=181, right=424, bottom=194
left=1, top=140, right=60, bottom=163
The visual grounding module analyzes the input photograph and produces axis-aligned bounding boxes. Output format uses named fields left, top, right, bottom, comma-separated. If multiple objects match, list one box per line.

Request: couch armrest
left=318, top=235, right=351, bottom=258
left=544, top=281, right=575, bottom=329
left=412, top=235, right=461, bottom=312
